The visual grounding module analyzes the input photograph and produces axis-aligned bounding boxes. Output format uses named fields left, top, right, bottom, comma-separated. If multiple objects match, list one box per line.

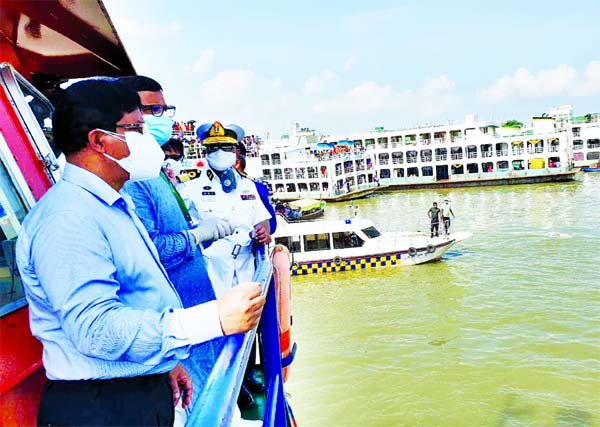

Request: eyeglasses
left=204, top=145, right=237, bottom=154
left=164, top=153, right=184, bottom=161
left=141, top=104, right=176, bottom=118
left=115, top=123, right=145, bottom=134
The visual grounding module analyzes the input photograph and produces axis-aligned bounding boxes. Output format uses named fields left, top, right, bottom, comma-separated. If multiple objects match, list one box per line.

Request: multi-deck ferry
left=250, top=109, right=599, bottom=201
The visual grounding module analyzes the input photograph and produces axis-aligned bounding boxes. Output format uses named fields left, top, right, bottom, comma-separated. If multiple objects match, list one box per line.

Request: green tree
left=502, top=119, right=523, bottom=128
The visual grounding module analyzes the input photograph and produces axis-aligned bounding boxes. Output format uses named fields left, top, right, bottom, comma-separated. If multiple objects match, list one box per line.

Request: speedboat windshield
left=362, top=226, right=381, bottom=238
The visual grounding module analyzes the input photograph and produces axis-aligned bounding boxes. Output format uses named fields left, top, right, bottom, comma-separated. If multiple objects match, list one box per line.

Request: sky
left=103, top=0, right=600, bottom=139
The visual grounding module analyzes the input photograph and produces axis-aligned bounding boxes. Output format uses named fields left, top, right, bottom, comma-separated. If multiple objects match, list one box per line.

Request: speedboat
left=271, top=215, right=470, bottom=275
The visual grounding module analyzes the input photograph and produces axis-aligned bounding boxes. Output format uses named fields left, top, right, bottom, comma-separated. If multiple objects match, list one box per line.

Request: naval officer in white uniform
left=180, top=121, right=272, bottom=298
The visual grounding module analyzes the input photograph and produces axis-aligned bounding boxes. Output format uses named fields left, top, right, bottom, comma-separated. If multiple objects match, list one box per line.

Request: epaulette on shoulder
left=177, top=170, right=202, bottom=183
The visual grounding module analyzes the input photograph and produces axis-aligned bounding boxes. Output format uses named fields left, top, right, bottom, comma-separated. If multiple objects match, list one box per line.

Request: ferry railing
left=188, top=245, right=290, bottom=427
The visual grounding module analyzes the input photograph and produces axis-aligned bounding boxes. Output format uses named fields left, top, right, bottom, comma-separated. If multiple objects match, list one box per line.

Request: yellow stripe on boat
left=291, top=254, right=401, bottom=275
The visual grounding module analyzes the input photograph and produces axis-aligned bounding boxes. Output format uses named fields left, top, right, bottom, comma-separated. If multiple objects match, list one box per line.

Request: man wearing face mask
left=179, top=121, right=272, bottom=299
left=162, top=138, right=185, bottom=185
left=119, top=77, right=233, bottom=424
left=15, top=79, right=265, bottom=426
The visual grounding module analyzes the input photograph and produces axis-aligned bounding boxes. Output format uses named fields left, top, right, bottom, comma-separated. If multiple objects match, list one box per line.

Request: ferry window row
left=269, top=172, right=377, bottom=193
left=317, top=130, right=563, bottom=149
left=572, top=139, right=600, bottom=150
left=377, top=157, right=562, bottom=178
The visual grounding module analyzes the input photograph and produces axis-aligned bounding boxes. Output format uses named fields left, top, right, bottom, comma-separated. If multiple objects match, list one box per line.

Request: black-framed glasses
left=204, top=145, right=237, bottom=154
left=141, top=104, right=176, bottom=118
left=115, top=123, right=145, bottom=134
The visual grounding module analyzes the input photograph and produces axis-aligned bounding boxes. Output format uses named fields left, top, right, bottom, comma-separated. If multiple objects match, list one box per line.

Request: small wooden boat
left=581, top=161, right=600, bottom=172
left=275, top=199, right=326, bottom=221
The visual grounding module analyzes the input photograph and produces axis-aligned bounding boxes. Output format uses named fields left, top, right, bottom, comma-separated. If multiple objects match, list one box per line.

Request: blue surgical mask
left=144, top=114, right=174, bottom=145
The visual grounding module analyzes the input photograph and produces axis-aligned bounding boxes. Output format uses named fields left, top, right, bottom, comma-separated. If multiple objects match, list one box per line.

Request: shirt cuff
left=172, top=300, right=223, bottom=344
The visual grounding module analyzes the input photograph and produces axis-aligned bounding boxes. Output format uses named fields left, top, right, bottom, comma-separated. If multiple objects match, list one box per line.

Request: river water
left=284, top=173, right=600, bottom=427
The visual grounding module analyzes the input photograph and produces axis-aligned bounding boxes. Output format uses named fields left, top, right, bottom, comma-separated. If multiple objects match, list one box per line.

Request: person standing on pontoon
left=441, top=198, right=455, bottom=235
left=428, top=201, right=441, bottom=238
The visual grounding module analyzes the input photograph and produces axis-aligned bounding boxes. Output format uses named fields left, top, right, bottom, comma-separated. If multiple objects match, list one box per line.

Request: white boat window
left=361, top=226, right=381, bottom=239
left=13, top=73, right=57, bottom=157
left=1, top=64, right=62, bottom=182
left=274, top=236, right=301, bottom=253
left=333, top=232, right=363, bottom=248
left=303, top=233, right=330, bottom=252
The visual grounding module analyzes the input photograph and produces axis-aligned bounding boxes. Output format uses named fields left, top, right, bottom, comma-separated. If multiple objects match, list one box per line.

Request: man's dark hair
left=237, top=153, right=247, bottom=172
left=52, top=78, right=140, bottom=155
left=119, top=75, right=163, bottom=92
left=161, top=138, right=184, bottom=156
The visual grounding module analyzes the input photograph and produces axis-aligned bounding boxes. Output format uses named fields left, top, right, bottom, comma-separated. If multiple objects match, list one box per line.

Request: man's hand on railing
left=168, top=363, right=193, bottom=409
left=217, top=282, right=266, bottom=335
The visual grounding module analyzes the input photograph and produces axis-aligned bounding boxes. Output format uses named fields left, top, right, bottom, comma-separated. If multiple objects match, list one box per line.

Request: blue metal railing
left=187, top=245, right=290, bottom=426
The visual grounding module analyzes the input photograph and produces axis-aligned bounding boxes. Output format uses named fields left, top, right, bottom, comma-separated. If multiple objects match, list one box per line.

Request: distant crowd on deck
left=172, top=120, right=261, bottom=158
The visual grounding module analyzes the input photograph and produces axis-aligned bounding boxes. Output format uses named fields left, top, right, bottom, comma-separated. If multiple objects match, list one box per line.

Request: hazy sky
left=103, top=0, right=600, bottom=138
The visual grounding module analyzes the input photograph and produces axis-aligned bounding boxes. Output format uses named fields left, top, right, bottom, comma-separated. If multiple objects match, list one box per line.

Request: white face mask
left=100, top=130, right=165, bottom=182
left=163, top=158, right=183, bottom=176
left=206, top=149, right=236, bottom=171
